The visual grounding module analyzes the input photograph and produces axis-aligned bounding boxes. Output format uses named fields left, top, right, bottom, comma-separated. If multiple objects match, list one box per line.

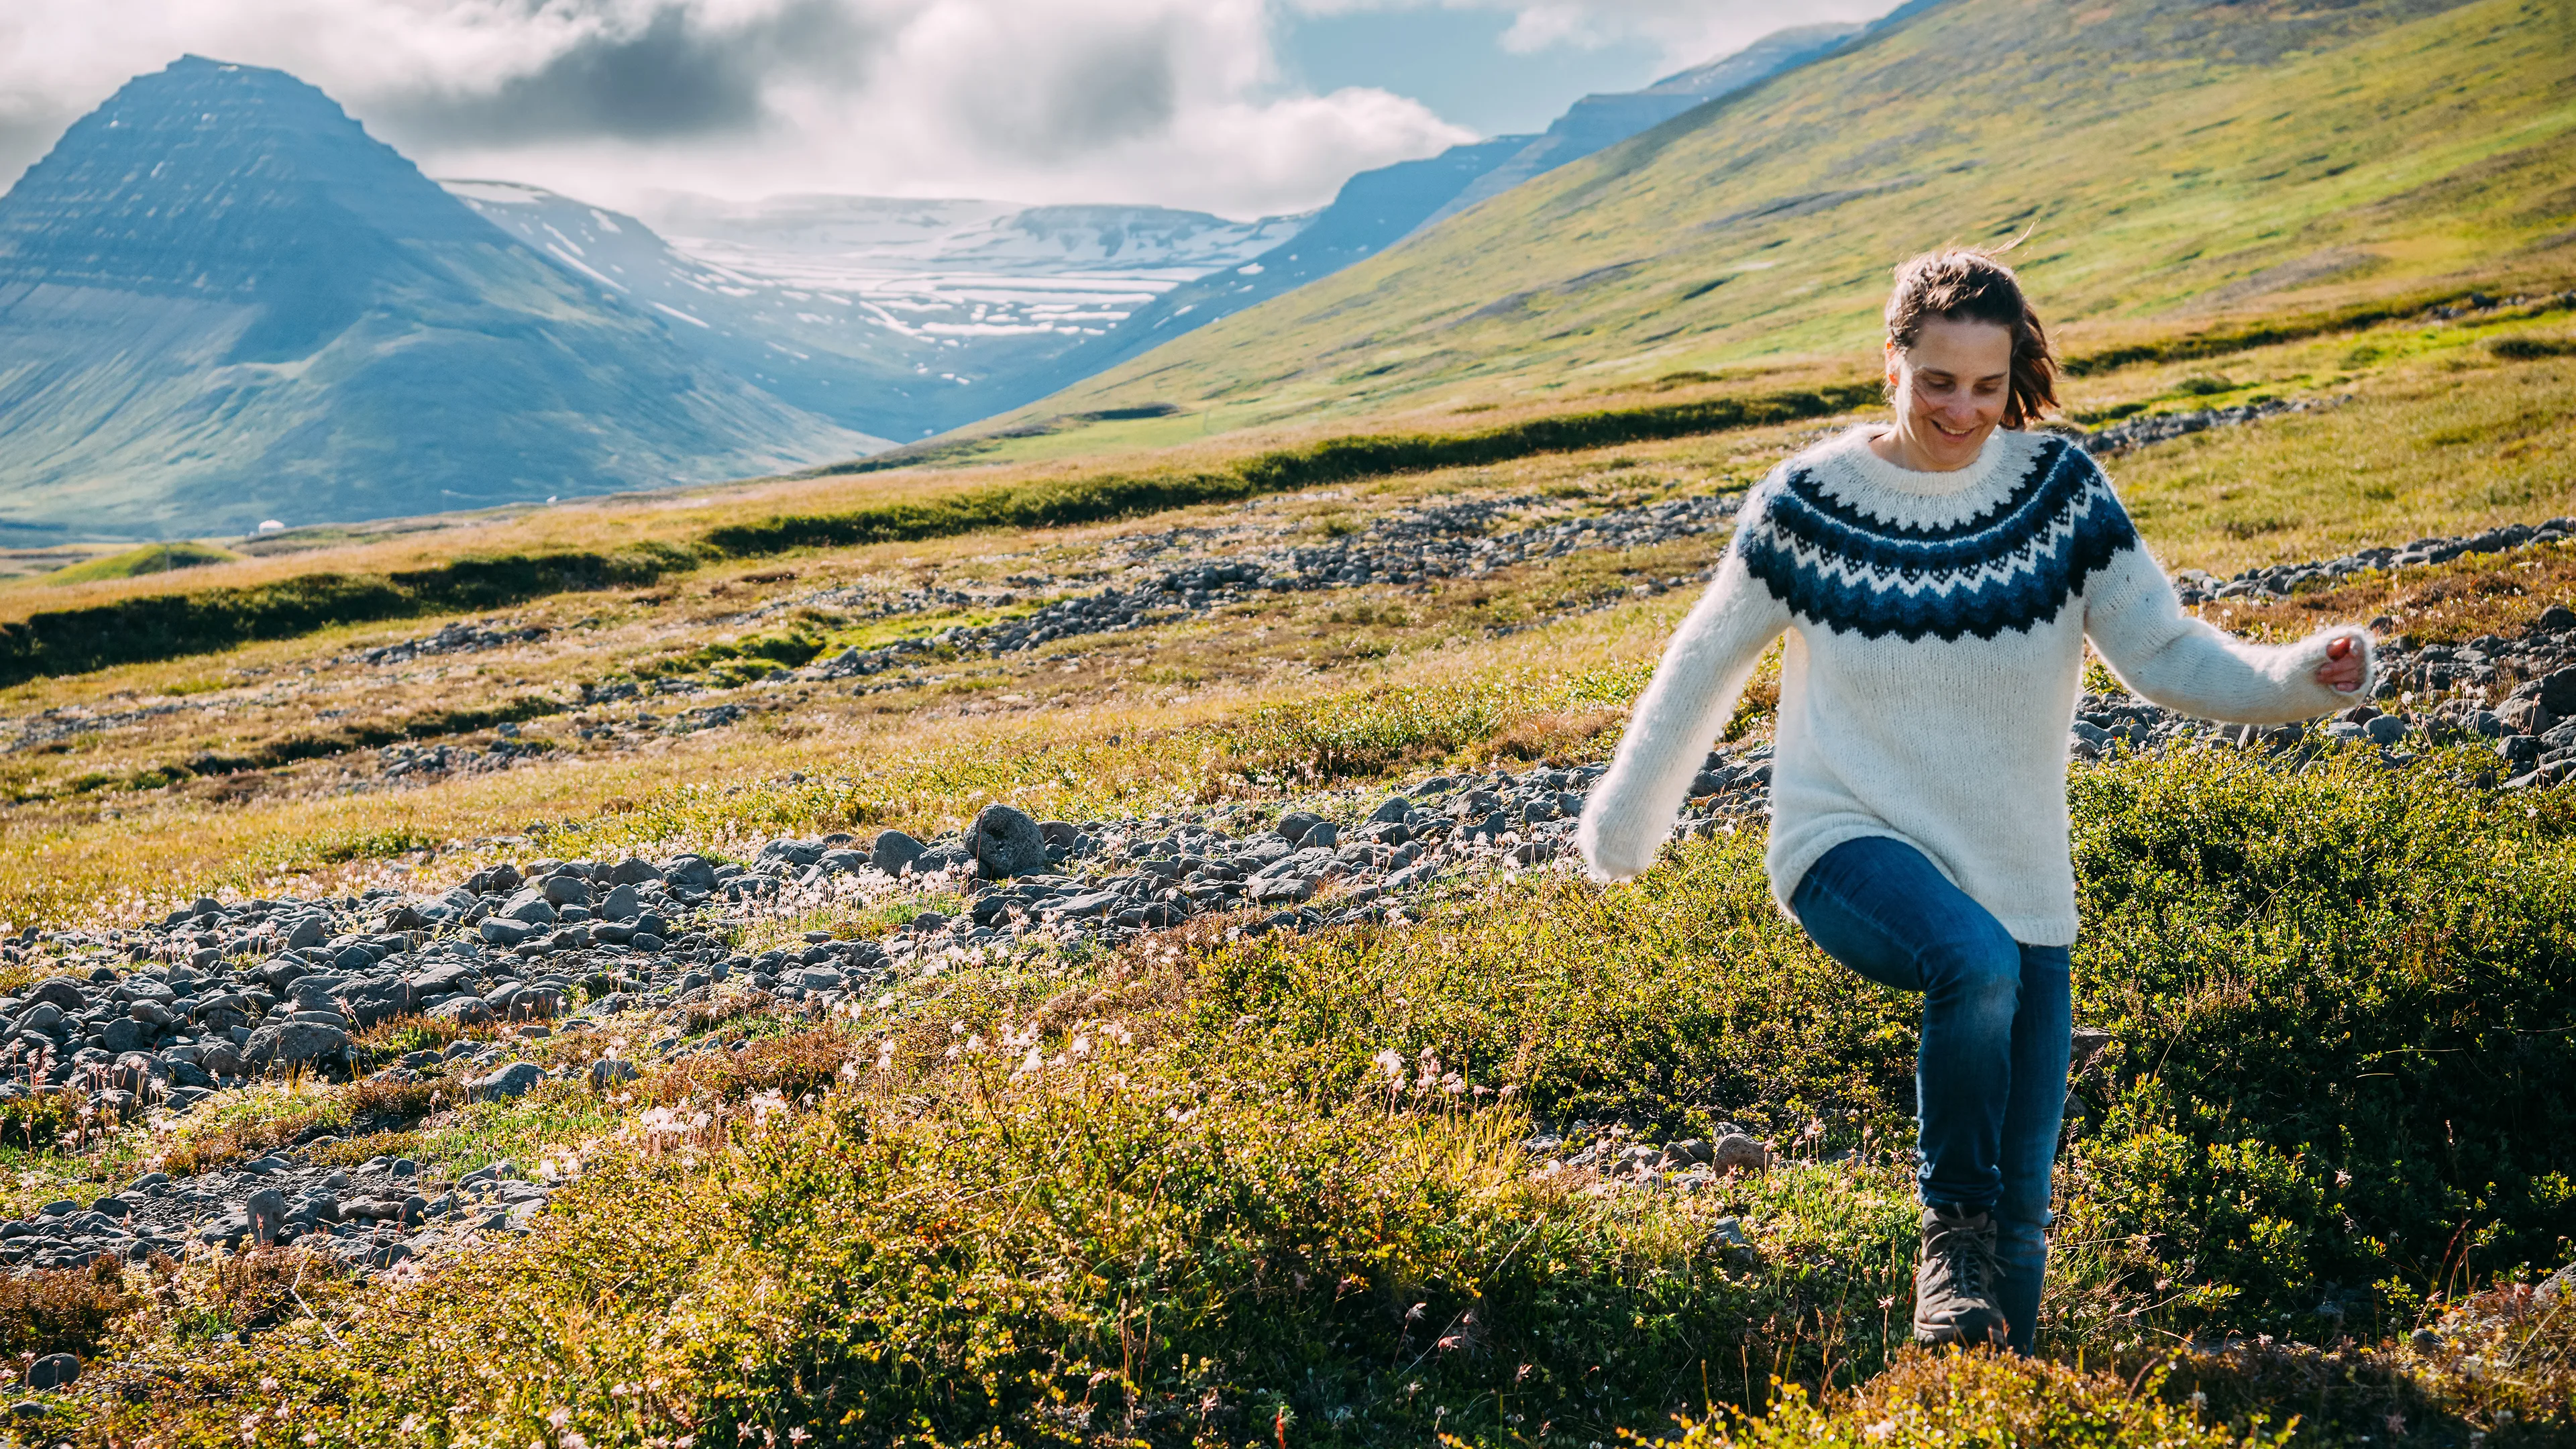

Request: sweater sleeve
left=2082, top=542, right=2375, bottom=725
left=1577, top=549, right=1792, bottom=881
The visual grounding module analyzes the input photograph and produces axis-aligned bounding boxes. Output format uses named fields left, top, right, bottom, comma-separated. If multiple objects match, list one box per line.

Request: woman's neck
left=1868, top=419, right=1988, bottom=473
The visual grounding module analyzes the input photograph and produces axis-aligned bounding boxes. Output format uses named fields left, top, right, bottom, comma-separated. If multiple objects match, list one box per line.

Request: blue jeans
left=1789, top=835, right=2072, bottom=1354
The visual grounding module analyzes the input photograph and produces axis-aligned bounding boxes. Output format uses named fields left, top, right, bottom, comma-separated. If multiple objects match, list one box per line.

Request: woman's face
left=1884, top=317, right=2014, bottom=470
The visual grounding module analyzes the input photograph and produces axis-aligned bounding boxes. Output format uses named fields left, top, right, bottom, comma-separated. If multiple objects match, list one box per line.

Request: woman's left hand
left=2316, top=634, right=2368, bottom=694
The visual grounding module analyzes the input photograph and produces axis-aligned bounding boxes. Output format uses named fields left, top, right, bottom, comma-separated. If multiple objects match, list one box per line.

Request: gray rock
left=282, top=916, right=328, bottom=950
left=1369, top=796, right=1414, bottom=824
left=480, top=918, right=540, bottom=947
left=408, top=963, right=481, bottom=999
left=971, top=805, right=1049, bottom=879
left=243, top=1020, right=350, bottom=1070
left=25, top=978, right=85, bottom=1011
left=472, top=1061, right=547, bottom=1101
left=1301, top=820, right=1340, bottom=849
left=869, top=830, right=927, bottom=875
left=608, top=857, right=663, bottom=885
left=499, top=890, right=559, bottom=925
left=27, top=1352, right=76, bottom=1390
left=663, top=856, right=720, bottom=892
left=587, top=1059, right=639, bottom=1089
left=2500, top=697, right=2555, bottom=735
left=1249, top=875, right=1316, bottom=905
left=429, top=997, right=494, bottom=1025
left=245, top=1187, right=287, bottom=1246
left=541, top=874, right=594, bottom=907
left=1276, top=811, right=1325, bottom=845
left=814, top=849, right=867, bottom=877
left=2529, top=667, right=2576, bottom=718
left=1712, top=1134, right=1770, bottom=1175
left=592, top=883, right=639, bottom=921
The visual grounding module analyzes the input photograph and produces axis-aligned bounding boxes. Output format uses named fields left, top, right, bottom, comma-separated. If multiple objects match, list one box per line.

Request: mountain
left=0, top=57, right=875, bottom=541
left=972, top=23, right=1862, bottom=411
left=998, top=0, right=2573, bottom=439
left=453, top=184, right=1307, bottom=441
left=1414, top=23, right=1863, bottom=229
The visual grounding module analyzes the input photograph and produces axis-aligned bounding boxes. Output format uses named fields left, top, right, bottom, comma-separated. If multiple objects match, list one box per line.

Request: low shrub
left=0, top=543, right=696, bottom=687
left=1664, top=1348, right=2290, bottom=1448
left=714, top=381, right=1885, bottom=559
left=0, top=1256, right=141, bottom=1361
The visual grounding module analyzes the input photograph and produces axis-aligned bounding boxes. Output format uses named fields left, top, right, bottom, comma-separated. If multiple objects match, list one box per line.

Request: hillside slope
left=973, top=23, right=1864, bottom=417
left=1008, top=0, right=2575, bottom=435
left=0, top=58, right=872, bottom=541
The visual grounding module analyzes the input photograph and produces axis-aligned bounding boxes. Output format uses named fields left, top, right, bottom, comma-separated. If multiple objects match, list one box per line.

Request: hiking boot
left=1913, top=1203, right=2008, bottom=1346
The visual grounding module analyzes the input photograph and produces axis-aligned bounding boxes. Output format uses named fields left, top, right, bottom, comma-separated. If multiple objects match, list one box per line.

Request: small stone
left=2540, top=605, right=2576, bottom=633
left=587, top=1059, right=639, bottom=1089
left=498, top=890, right=559, bottom=925
left=1711, top=1134, right=1770, bottom=1175
left=1275, top=811, right=1324, bottom=845
left=870, top=830, right=927, bottom=875
left=26, top=1353, right=76, bottom=1391
left=244, top=1020, right=350, bottom=1070
left=541, top=875, right=593, bottom=907
left=607, top=857, right=663, bottom=885
left=597, top=884, right=642, bottom=921
left=971, top=805, right=1049, bottom=879
left=26, top=978, right=85, bottom=1011
left=471, top=1061, right=546, bottom=1102
left=245, top=1187, right=287, bottom=1245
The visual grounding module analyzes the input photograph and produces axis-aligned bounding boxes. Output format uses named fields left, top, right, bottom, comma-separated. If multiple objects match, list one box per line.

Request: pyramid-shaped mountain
left=0, top=57, right=873, bottom=540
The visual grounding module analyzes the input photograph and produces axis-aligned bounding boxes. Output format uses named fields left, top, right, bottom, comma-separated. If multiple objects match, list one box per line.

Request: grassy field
left=0, top=299, right=2567, bottom=1442
left=1, top=0, right=2573, bottom=1432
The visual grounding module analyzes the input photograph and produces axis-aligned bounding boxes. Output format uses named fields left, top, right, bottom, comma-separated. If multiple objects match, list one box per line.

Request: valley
left=0, top=0, right=2569, bottom=1440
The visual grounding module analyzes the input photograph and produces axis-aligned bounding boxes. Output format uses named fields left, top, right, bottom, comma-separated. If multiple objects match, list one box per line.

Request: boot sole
left=1912, top=1308, right=2008, bottom=1346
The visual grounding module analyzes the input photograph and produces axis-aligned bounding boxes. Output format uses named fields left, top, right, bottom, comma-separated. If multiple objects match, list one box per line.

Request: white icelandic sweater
left=1576, top=425, right=2374, bottom=947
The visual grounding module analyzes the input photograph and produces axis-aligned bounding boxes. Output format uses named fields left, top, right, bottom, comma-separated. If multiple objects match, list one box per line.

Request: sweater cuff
left=2279, top=626, right=2377, bottom=714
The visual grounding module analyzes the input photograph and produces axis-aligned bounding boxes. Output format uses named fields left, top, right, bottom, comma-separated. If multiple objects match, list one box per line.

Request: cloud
left=0, top=0, right=1474, bottom=217
left=378, top=1, right=883, bottom=146
left=1287, top=0, right=1894, bottom=70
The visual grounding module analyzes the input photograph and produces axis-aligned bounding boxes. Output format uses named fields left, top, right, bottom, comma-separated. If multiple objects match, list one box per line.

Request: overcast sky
left=0, top=0, right=1894, bottom=220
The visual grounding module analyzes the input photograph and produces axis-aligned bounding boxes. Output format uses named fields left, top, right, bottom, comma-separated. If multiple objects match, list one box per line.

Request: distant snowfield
left=448, top=180, right=1312, bottom=429
left=651, top=194, right=1302, bottom=347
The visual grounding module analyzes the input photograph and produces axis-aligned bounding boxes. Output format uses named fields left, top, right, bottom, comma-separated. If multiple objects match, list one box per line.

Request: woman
left=1576, top=248, right=2371, bottom=1354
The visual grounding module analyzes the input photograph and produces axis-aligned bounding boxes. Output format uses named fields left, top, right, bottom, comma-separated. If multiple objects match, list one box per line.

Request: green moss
left=44, top=541, right=241, bottom=586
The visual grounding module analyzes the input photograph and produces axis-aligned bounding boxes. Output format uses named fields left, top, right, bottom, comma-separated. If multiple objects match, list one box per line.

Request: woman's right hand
left=2316, top=634, right=2368, bottom=694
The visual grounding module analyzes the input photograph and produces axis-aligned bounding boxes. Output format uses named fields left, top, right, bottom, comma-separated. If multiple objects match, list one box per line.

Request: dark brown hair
left=1884, top=248, right=2058, bottom=428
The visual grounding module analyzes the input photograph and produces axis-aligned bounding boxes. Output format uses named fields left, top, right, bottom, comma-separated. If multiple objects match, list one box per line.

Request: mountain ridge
left=0, top=57, right=873, bottom=541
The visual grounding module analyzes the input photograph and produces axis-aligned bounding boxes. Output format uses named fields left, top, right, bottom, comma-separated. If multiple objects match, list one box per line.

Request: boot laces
left=1927, top=1210, right=2002, bottom=1297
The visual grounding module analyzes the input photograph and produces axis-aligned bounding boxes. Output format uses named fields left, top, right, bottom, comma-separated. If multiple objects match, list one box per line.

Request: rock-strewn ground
left=3, top=506, right=2570, bottom=1290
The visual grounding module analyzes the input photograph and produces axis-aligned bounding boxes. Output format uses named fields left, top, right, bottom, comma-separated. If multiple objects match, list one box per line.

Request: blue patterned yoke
left=1734, top=436, right=2140, bottom=641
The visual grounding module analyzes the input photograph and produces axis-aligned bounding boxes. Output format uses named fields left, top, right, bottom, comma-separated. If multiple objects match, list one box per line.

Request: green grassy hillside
left=40, top=541, right=240, bottom=586
left=997, top=0, right=2575, bottom=445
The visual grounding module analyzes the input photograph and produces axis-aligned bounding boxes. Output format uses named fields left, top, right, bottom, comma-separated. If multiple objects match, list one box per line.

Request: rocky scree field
left=0, top=294, right=2568, bottom=1445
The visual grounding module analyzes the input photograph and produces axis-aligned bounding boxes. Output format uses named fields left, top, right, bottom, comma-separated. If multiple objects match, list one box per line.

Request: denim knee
left=1915, top=919, right=2023, bottom=1020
